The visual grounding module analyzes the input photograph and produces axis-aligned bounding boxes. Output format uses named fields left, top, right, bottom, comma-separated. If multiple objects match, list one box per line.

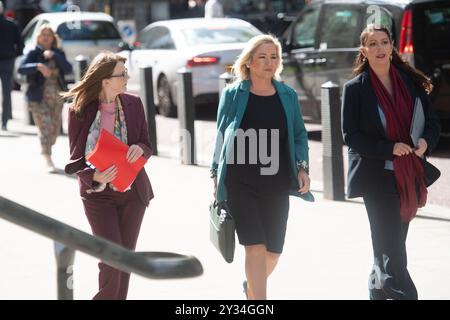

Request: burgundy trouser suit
left=66, top=93, right=154, bottom=300
left=82, top=185, right=146, bottom=300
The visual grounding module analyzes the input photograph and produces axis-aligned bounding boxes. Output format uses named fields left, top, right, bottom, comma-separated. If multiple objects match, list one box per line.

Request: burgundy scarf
left=369, top=65, right=427, bottom=222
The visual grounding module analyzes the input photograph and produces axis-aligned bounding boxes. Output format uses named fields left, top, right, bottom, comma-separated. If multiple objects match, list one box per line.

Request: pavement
left=1, top=91, right=450, bottom=300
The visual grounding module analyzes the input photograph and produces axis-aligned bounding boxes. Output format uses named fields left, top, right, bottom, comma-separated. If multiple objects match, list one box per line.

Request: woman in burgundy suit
left=63, top=52, right=154, bottom=300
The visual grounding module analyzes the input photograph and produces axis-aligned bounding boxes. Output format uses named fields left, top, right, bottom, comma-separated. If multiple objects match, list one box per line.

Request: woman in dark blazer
left=211, top=34, right=313, bottom=300
left=342, top=24, right=440, bottom=300
left=63, top=52, right=154, bottom=300
left=18, top=24, right=72, bottom=172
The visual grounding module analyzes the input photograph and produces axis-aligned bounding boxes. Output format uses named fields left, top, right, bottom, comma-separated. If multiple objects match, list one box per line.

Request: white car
left=119, top=18, right=262, bottom=117
left=15, top=11, right=125, bottom=83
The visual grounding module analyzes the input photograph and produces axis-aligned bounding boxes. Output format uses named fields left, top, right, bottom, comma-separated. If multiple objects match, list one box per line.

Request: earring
left=390, top=55, right=393, bottom=61
left=362, top=56, right=366, bottom=63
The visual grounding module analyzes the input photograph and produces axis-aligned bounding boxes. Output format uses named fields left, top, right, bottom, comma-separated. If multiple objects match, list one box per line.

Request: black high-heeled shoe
left=370, top=285, right=407, bottom=300
left=369, top=288, right=388, bottom=300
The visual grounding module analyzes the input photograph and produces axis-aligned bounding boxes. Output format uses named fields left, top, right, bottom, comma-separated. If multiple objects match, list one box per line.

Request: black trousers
left=0, top=58, right=14, bottom=127
left=363, top=172, right=418, bottom=300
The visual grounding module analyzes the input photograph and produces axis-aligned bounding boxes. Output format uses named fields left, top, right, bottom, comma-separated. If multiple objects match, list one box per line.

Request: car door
left=127, top=26, right=178, bottom=95
left=22, top=18, right=40, bottom=49
left=56, top=19, right=123, bottom=66
left=314, top=3, right=363, bottom=103
left=314, top=4, right=395, bottom=100
left=126, top=26, right=163, bottom=93
left=282, top=4, right=321, bottom=121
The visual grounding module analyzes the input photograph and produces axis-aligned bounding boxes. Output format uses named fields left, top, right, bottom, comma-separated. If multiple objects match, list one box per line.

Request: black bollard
left=74, top=55, right=88, bottom=83
left=219, top=68, right=233, bottom=97
left=177, top=68, right=196, bottom=165
left=139, top=66, right=158, bottom=156
left=321, top=81, right=345, bottom=201
left=54, top=241, right=75, bottom=300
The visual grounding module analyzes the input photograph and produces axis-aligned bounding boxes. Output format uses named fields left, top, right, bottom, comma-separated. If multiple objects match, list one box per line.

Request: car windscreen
left=57, top=20, right=121, bottom=41
left=181, top=26, right=260, bottom=46
left=416, top=4, right=450, bottom=52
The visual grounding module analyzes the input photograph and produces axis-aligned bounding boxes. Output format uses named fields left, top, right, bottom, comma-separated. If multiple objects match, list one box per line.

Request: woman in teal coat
left=210, top=34, right=313, bottom=300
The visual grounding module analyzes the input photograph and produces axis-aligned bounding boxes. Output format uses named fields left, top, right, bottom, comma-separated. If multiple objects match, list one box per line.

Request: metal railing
left=0, top=196, right=203, bottom=299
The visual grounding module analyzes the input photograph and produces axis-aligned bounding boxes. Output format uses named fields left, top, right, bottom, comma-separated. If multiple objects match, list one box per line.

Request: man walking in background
left=0, top=1, right=24, bottom=131
left=205, top=0, right=224, bottom=18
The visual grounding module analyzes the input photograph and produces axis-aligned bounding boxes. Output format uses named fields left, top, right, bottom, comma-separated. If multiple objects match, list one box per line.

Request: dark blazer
left=341, top=67, right=441, bottom=198
left=18, top=46, right=72, bottom=102
left=0, top=15, right=24, bottom=60
left=65, top=93, right=154, bottom=206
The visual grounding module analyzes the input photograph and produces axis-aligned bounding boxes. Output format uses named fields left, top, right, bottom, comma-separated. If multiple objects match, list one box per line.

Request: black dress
left=225, top=92, right=291, bottom=253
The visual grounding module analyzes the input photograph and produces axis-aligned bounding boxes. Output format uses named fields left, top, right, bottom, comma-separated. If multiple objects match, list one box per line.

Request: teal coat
left=211, top=79, right=314, bottom=203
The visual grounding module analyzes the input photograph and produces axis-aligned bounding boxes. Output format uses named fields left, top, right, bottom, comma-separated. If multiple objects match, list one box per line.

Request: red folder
left=86, top=129, right=147, bottom=192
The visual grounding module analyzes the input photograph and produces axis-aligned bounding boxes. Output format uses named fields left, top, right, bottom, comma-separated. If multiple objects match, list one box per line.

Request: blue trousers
left=0, top=58, right=14, bottom=127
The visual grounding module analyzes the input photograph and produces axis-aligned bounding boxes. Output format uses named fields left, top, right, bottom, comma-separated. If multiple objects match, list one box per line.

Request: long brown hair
left=353, top=24, right=432, bottom=93
left=62, top=51, right=126, bottom=118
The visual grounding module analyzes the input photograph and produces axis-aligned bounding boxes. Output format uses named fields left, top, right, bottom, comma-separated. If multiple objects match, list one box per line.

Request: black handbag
left=422, top=158, right=441, bottom=187
left=209, top=200, right=235, bottom=263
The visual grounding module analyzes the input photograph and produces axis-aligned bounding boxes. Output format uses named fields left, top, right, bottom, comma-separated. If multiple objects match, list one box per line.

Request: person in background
left=341, top=24, right=440, bottom=300
left=211, top=34, right=313, bottom=300
left=0, top=1, right=24, bottom=131
left=63, top=51, right=154, bottom=300
left=49, top=0, right=69, bottom=12
left=205, top=0, right=223, bottom=18
left=18, top=24, right=72, bottom=172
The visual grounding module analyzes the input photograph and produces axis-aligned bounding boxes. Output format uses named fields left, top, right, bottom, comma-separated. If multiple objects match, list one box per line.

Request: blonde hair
left=36, top=24, right=60, bottom=49
left=61, top=51, right=126, bottom=118
left=232, top=34, right=283, bottom=82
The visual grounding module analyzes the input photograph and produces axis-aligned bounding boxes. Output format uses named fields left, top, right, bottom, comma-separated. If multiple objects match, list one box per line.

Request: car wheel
left=157, top=75, right=176, bottom=117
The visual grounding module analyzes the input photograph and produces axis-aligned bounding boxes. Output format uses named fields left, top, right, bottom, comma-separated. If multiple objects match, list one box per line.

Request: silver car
left=15, top=11, right=125, bottom=83
left=120, top=18, right=262, bottom=117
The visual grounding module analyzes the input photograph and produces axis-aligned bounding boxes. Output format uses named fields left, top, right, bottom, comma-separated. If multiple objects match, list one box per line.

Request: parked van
left=281, top=0, right=450, bottom=132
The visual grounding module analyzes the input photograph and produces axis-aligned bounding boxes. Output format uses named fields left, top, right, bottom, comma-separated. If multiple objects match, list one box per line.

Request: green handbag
left=209, top=201, right=235, bottom=263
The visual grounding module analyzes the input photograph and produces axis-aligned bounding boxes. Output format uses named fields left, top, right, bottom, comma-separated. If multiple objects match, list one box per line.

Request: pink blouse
left=99, top=101, right=116, bottom=134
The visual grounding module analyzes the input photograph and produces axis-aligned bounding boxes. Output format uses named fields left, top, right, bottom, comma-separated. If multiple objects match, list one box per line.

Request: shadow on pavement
left=0, top=131, right=20, bottom=138
left=0, top=130, right=37, bottom=137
